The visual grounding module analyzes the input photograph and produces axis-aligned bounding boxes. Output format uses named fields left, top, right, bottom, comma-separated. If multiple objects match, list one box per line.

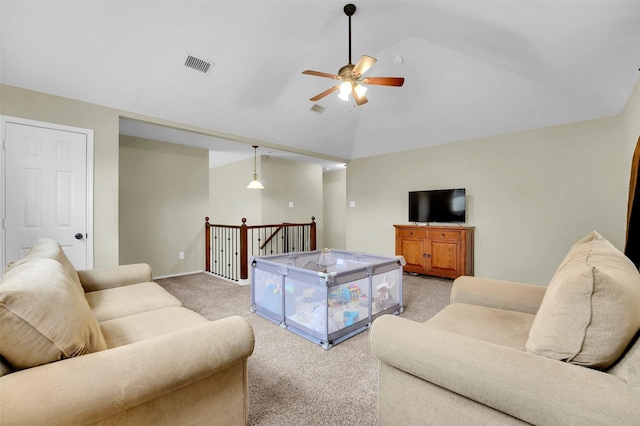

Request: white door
left=2, top=117, right=93, bottom=269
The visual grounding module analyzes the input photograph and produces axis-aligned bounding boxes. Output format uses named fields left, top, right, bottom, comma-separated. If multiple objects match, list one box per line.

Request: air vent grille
left=310, top=104, right=325, bottom=114
left=184, top=53, right=213, bottom=74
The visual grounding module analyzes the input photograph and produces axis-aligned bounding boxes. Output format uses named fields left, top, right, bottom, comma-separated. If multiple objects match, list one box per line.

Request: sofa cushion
left=86, top=282, right=182, bottom=322
left=23, top=237, right=83, bottom=294
left=0, top=258, right=107, bottom=370
left=77, top=263, right=154, bottom=292
left=526, top=231, right=640, bottom=369
left=100, top=306, right=210, bottom=348
left=424, top=303, right=536, bottom=352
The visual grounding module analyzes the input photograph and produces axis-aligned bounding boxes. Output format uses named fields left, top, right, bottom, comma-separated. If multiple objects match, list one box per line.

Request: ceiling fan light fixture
left=339, top=81, right=352, bottom=94
left=339, top=82, right=352, bottom=101
left=301, top=3, right=405, bottom=106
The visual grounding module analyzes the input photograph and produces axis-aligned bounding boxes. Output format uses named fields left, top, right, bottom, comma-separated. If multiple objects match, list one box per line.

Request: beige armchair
left=370, top=232, right=640, bottom=425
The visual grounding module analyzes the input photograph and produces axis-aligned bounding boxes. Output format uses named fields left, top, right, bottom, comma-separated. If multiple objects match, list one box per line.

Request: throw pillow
left=0, top=257, right=106, bottom=370
left=22, top=237, right=84, bottom=294
left=526, top=231, right=640, bottom=369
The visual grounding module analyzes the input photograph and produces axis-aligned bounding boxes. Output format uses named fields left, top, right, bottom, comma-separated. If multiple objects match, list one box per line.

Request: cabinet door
left=398, top=237, right=427, bottom=273
left=427, top=238, right=460, bottom=278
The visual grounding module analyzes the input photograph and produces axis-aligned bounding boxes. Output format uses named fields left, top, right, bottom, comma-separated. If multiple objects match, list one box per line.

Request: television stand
left=394, top=224, right=474, bottom=279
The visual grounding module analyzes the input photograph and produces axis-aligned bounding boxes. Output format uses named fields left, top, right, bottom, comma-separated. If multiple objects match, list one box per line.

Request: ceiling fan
left=302, top=3, right=405, bottom=106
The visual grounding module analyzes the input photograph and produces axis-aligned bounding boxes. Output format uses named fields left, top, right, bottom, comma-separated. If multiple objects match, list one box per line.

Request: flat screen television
left=408, top=188, right=466, bottom=223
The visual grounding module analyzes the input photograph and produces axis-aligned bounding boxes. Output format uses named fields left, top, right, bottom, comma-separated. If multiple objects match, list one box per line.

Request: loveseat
left=370, top=231, right=640, bottom=425
left=0, top=238, right=254, bottom=425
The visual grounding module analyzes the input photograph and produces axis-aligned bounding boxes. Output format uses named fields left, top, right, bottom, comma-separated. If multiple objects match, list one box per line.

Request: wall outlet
left=289, top=201, right=294, bottom=208
left=179, top=252, right=185, bottom=260
left=350, top=201, right=356, bottom=207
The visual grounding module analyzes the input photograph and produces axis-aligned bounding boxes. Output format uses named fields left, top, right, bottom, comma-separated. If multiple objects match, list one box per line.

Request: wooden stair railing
left=205, top=217, right=316, bottom=281
left=260, top=225, right=285, bottom=250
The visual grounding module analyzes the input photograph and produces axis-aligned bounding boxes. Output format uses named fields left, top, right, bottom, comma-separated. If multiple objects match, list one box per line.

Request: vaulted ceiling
left=2, top=1, right=639, bottom=167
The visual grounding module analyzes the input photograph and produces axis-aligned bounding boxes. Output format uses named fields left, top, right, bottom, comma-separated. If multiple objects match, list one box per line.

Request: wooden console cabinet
left=394, top=225, right=474, bottom=279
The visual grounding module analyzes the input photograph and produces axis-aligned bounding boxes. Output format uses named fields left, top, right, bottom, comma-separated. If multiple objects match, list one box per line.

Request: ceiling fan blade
left=352, top=55, right=377, bottom=77
left=302, top=70, right=339, bottom=79
left=310, top=85, right=340, bottom=101
left=361, top=76, right=405, bottom=87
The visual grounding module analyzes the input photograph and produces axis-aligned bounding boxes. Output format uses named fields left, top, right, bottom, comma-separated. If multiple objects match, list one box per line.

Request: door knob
left=75, top=233, right=84, bottom=240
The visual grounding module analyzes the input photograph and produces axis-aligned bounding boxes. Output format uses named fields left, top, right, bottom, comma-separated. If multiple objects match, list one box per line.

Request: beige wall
left=209, top=157, right=262, bottom=226
left=323, top=169, right=347, bottom=249
left=261, top=156, right=322, bottom=229
left=209, top=156, right=323, bottom=247
left=0, top=83, right=323, bottom=273
left=346, top=115, right=626, bottom=285
left=0, top=84, right=120, bottom=267
left=119, top=135, right=208, bottom=277
left=6, top=75, right=639, bottom=280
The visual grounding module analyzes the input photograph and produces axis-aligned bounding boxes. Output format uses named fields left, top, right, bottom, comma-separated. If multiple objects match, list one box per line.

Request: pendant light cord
left=253, top=145, right=258, bottom=179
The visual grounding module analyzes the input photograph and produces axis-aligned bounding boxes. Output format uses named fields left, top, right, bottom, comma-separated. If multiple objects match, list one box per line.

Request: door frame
left=1, top=115, right=95, bottom=269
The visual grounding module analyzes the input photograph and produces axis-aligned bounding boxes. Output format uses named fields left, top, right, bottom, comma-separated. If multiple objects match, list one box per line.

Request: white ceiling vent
left=184, top=53, right=213, bottom=74
left=310, top=104, right=325, bottom=114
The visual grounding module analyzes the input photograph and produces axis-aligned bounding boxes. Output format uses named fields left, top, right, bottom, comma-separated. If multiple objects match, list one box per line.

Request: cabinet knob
left=409, top=232, right=413, bottom=235
left=441, top=233, right=445, bottom=236
left=426, top=253, right=431, bottom=258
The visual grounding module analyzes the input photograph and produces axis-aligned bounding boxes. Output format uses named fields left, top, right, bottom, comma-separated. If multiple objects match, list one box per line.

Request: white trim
left=154, top=270, right=250, bottom=286
left=0, top=116, right=95, bottom=269
left=153, top=270, right=204, bottom=279
left=203, top=271, right=251, bottom=286
left=85, top=128, right=94, bottom=268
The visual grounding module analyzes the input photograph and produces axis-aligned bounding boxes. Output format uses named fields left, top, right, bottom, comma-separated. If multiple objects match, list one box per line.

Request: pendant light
left=246, top=145, right=264, bottom=189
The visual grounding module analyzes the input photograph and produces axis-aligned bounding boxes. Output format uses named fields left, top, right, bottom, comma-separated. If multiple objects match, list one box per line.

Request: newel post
left=240, top=218, right=249, bottom=280
left=310, top=216, right=317, bottom=251
left=205, top=217, right=211, bottom=272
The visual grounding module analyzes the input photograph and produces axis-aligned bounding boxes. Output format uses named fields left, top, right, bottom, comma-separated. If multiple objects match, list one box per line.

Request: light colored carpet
left=156, top=272, right=452, bottom=426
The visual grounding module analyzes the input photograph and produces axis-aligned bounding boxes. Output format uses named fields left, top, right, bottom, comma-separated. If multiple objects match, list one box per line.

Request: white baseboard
left=154, top=270, right=250, bottom=286
left=203, top=271, right=251, bottom=286
left=153, top=270, right=203, bottom=280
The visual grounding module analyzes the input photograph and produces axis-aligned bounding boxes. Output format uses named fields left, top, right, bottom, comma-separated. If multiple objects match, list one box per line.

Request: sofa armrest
left=370, top=315, right=639, bottom=425
left=77, top=263, right=153, bottom=292
left=0, top=316, right=254, bottom=425
left=451, top=276, right=546, bottom=314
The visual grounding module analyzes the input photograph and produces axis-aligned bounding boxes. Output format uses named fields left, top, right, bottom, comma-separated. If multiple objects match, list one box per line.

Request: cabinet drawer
left=428, top=229, right=461, bottom=240
left=397, top=228, right=426, bottom=238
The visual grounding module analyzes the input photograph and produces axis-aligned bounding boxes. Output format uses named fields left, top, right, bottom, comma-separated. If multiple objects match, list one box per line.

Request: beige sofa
left=370, top=231, right=640, bottom=425
left=0, top=238, right=254, bottom=426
